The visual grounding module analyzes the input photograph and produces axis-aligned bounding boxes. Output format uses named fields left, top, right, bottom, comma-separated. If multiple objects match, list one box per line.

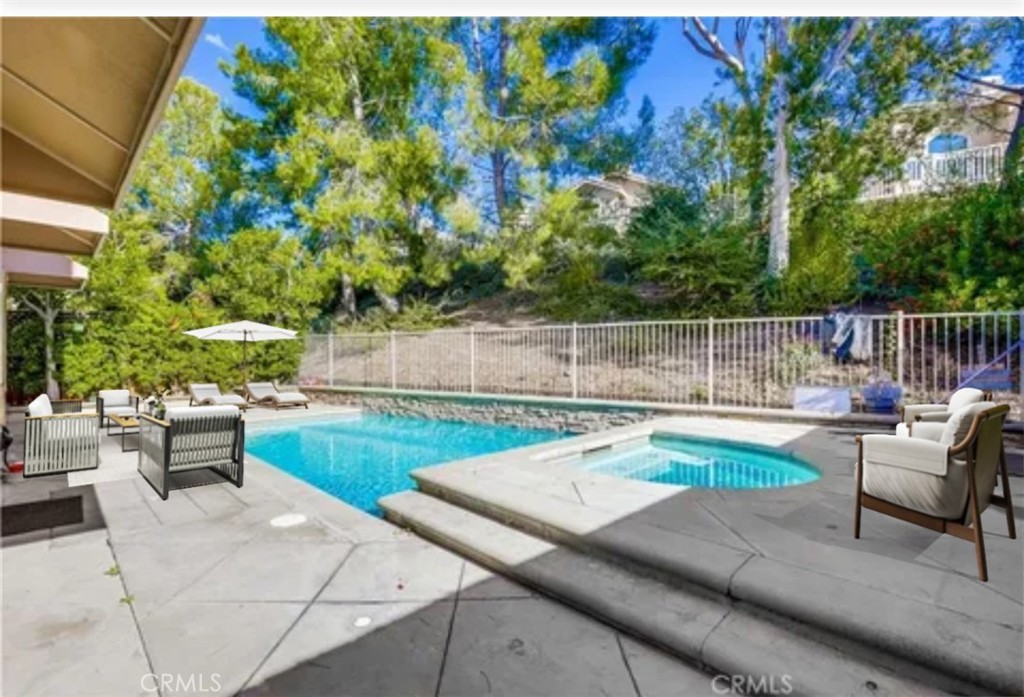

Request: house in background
left=572, top=171, right=655, bottom=234
left=861, top=76, right=1021, bottom=200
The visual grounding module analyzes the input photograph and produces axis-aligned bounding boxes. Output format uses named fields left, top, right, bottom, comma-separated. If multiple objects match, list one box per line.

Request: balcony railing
left=860, top=143, right=1007, bottom=201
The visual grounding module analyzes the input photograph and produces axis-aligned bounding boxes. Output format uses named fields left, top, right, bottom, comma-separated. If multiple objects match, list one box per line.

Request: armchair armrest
left=861, top=434, right=950, bottom=476
left=916, top=411, right=953, bottom=423
left=900, top=404, right=947, bottom=424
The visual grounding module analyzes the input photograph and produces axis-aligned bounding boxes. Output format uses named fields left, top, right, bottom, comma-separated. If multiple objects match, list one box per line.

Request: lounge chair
left=895, top=387, right=988, bottom=437
left=23, top=394, right=99, bottom=477
left=138, top=406, right=244, bottom=499
left=855, top=402, right=1014, bottom=581
left=188, top=383, right=248, bottom=411
left=244, top=381, right=309, bottom=410
left=97, top=389, right=140, bottom=433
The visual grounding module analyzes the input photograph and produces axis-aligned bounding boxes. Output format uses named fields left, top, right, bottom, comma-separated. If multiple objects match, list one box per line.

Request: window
left=927, top=133, right=968, bottom=154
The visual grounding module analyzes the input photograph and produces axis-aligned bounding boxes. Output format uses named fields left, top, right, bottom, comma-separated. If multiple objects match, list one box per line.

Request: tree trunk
left=336, top=273, right=357, bottom=319
left=373, top=287, right=400, bottom=314
left=1004, top=97, right=1023, bottom=183
left=767, top=19, right=791, bottom=279
left=43, top=305, right=58, bottom=399
left=490, top=18, right=510, bottom=224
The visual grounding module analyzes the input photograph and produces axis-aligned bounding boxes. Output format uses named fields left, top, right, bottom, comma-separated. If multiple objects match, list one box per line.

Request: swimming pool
left=574, top=434, right=819, bottom=489
left=246, top=414, right=569, bottom=515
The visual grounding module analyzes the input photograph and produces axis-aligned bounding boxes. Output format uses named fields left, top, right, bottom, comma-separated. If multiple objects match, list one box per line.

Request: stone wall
left=306, top=389, right=653, bottom=433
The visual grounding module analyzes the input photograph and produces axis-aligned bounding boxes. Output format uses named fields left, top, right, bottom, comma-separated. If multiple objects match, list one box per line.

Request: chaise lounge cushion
left=27, top=394, right=53, bottom=417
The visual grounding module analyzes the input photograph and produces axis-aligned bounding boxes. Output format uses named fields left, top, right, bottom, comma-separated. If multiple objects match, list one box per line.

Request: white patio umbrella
left=184, top=320, right=297, bottom=381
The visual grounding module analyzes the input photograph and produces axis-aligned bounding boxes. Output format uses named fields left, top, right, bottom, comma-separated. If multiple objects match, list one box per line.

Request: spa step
left=380, top=490, right=965, bottom=697
left=408, top=468, right=1023, bottom=696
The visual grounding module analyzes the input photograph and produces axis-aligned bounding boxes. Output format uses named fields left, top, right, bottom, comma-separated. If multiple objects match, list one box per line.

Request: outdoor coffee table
left=107, top=413, right=140, bottom=453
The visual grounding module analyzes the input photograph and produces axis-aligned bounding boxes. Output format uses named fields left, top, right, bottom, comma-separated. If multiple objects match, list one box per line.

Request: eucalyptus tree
left=679, top=17, right=991, bottom=277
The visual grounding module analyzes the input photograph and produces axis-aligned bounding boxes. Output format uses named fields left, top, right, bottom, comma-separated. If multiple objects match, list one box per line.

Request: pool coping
left=406, top=417, right=1024, bottom=695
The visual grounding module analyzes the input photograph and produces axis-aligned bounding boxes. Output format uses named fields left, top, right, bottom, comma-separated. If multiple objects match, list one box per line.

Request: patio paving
left=399, top=416, right=1024, bottom=694
left=1, top=404, right=713, bottom=697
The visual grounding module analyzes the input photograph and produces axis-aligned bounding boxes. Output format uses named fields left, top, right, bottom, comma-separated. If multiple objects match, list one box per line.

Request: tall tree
left=680, top=17, right=990, bottom=277
left=9, top=290, right=64, bottom=398
left=449, top=18, right=655, bottom=224
left=228, top=18, right=463, bottom=317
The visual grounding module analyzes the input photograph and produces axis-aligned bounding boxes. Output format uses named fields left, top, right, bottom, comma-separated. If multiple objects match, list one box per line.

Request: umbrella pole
left=243, top=333, right=248, bottom=384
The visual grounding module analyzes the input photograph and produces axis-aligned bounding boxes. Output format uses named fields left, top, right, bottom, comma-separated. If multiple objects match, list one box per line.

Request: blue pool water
left=246, top=414, right=569, bottom=515
left=578, top=435, right=819, bottom=489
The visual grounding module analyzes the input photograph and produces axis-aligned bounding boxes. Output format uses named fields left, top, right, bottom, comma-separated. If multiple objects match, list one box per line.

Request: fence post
left=707, top=317, right=715, bottom=406
left=469, top=328, right=476, bottom=394
left=571, top=323, right=579, bottom=399
left=389, top=331, right=397, bottom=389
left=327, top=334, right=335, bottom=387
left=896, top=310, right=905, bottom=387
left=1019, top=309, right=1023, bottom=400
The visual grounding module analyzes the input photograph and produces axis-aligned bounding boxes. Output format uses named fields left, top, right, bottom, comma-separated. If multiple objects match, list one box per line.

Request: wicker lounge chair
left=895, top=387, right=988, bottom=437
left=137, top=406, right=244, bottom=499
left=855, top=402, right=1014, bottom=581
left=97, top=389, right=140, bottom=433
left=244, top=381, right=309, bottom=410
left=23, top=394, right=99, bottom=477
left=188, top=383, right=248, bottom=411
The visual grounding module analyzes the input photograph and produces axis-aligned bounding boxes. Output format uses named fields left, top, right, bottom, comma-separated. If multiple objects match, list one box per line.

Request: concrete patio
left=1, top=405, right=714, bottom=697
left=388, top=416, right=1024, bottom=695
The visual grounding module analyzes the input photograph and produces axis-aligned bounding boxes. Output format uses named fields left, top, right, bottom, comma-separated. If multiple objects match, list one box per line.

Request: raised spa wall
left=305, top=389, right=654, bottom=433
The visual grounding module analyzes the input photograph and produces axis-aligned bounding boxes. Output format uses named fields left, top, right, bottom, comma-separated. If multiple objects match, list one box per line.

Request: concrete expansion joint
left=724, top=554, right=755, bottom=600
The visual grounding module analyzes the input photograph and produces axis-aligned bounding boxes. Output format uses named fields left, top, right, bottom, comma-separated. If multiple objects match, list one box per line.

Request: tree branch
left=681, top=17, right=745, bottom=75
left=955, top=72, right=1024, bottom=97
left=809, top=18, right=866, bottom=99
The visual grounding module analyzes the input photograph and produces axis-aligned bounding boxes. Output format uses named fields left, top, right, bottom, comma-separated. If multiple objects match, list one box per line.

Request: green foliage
left=340, top=299, right=457, bottom=333
left=624, top=188, right=763, bottom=317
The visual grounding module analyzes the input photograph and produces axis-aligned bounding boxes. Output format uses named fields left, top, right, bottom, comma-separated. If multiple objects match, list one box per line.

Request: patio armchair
left=244, top=381, right=309, bottom=410
left=188, top=383, right=248, bottom=411
left=896, top=387, right=989, bottom=437
left=137, top=406, right=244, bottom=500
left=97, top=389, right=140, bottom=432
left=855, top=402, right=1014, bottom=582
left=23, top=394, right=100, bottom=477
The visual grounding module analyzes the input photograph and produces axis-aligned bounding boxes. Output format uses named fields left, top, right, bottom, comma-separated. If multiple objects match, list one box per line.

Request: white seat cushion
left=895, top=422, right=910, bottom=438
left=104, top=405, right=137, bottom=418
left=165, top=406, right=240, bottom=420
left=947, top=388, right=985, bottom=412
left=939, top=402, right=996, bottom=447
left=206, top=394, right=246, bottom=406
left=274, top=392, right=308, bottom=403
left=98, top=389, right=131, bottom=407
left=27, top=394, right=53, bottom=417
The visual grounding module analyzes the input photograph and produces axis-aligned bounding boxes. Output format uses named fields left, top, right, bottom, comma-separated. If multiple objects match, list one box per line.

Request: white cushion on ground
left=947, top=387, right=985, bottom=411
left=165, top=406, right=239, bottom=420
left=98, top=389, right=131, bottom=407
left=27, top=394, right=53, bottom=417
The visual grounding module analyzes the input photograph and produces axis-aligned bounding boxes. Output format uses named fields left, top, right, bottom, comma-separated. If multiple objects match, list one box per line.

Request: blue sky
left=183, top=18, right=728, bottom=124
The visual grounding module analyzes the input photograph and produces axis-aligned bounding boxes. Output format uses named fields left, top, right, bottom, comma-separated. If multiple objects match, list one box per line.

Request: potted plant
left=146, top=391, right=168, bottom=420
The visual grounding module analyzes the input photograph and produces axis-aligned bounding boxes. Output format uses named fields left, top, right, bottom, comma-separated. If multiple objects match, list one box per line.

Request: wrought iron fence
left=299, top=311, right=1023, bottom=415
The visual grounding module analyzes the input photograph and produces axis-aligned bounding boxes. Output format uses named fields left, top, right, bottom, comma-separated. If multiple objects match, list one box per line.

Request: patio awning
left=1, top=191, right=109, bottom=256
left=1, top=17, right=204, bottom=209
left=1, top=248, right=88, bottom=290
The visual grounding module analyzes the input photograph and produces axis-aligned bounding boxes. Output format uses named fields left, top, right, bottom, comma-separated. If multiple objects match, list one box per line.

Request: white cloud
left=204, top=33, right=231, bottom=54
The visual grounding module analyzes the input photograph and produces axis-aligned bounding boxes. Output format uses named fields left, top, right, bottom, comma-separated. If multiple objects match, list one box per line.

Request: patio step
left=381, top=490, right=965, bottom=697
left=407, top=468, right=1023, bottom=696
